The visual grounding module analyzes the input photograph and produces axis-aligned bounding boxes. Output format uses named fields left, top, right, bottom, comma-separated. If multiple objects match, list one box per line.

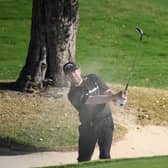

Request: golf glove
left=117, top=98, right=127, bottom=106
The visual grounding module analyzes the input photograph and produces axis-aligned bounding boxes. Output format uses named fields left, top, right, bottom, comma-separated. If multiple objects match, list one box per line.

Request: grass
left=129, top=87, right=168, bottom=125
left=0, top=89, right=79, bottom=151
left=0, top=87, right=127, bottom=151
left=0, top=0, right=31, bottom=80
left=0, top=85, right=168, bottom=151
left=77, top=0, right=168, bottom=89
left=110, top=84, right=168, bottom=126
left=41, top=155, right=168, bottom=168
left=0, top=0, right=168, bottom=88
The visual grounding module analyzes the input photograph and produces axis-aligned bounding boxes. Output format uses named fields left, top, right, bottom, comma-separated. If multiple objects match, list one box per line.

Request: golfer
left=63, top=62, right=127, bottom=162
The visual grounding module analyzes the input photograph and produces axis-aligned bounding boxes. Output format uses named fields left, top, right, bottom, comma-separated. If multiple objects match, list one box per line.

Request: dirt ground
left=1, top=108, right=168, bottom=168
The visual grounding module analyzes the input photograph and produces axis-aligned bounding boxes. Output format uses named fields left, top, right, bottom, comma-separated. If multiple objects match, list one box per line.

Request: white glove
left=116, top=98, right=127, bottom=106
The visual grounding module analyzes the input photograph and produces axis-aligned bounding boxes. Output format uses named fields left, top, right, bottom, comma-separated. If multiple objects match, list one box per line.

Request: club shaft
left=125, top=27, right=143, bottom=90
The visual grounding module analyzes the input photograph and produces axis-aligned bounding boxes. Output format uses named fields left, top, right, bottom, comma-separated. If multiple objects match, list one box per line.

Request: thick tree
left=16, top=0, right=79, bottom=92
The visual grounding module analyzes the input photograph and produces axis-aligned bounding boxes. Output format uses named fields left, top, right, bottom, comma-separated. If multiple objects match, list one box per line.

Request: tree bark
left=16, top=0, right=79, bottom=92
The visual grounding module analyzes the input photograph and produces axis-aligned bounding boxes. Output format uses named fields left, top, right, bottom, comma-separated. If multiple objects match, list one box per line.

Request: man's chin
left=73, top=81, right=81, bottom=87
left=71, top=79, right=83, bottom=87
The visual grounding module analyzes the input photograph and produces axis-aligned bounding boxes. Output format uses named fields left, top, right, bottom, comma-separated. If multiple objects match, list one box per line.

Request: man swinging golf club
left=63, top=62, right=128, bottom=162
left=63, top=27, right=143, bottom=162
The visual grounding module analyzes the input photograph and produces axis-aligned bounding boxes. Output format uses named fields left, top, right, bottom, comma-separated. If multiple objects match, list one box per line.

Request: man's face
left=66, top=68, right=82, bottom=86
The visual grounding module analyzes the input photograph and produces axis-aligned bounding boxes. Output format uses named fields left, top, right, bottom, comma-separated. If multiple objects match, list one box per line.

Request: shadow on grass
left=0, top=137, right=47, bottom=156
left=0, top=81, right=17, bottom=91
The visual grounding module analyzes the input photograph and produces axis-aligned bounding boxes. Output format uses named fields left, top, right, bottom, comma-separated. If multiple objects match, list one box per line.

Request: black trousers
left=77, top=115, right=114, bottom=162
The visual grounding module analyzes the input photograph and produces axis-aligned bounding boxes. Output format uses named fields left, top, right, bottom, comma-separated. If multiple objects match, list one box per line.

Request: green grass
left=77, top=0, right=168, bottom=89
left=0, top=0, right=31, bottom=79
left=0, top=0, right=168, bottom=88
left=41, top=155, right=168, bottom=168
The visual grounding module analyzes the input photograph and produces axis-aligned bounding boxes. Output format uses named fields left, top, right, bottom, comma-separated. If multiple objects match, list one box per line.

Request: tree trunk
left=16, top=0, right=79, bottom=92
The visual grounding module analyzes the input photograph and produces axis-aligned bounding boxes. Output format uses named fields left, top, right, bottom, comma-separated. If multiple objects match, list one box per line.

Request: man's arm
left=85, top=90, right=127, bottom=104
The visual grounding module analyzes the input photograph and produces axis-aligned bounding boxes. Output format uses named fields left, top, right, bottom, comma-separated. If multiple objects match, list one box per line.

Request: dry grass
left=0, top=91, right=42, bottom=129
left=0, top=89, right=79, bottom=150
left=127, top=87, right=168, bottom=125
left=0, top=85, right=168, bottom=151
left=109, top=84, right=168, bottom=126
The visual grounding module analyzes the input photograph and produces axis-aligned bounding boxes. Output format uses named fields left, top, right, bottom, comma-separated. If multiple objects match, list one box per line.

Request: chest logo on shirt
left=86, top=85, right=99, bottom=96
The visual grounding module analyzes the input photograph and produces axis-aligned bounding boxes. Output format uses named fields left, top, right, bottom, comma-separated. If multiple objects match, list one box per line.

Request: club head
left=136, top=27, right=143, bottom=41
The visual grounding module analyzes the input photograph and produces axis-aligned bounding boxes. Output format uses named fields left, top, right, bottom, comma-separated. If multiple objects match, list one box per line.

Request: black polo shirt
left=68, top=74, right=112, bottom=125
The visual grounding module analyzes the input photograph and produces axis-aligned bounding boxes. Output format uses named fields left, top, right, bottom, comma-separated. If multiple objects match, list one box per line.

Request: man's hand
left=104, top=89, right=128, bottom=104
left=116, top=90, right=128, bottom=106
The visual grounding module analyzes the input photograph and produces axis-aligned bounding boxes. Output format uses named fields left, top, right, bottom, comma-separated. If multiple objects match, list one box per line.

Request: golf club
left=118, top=27, right=143, bottom=106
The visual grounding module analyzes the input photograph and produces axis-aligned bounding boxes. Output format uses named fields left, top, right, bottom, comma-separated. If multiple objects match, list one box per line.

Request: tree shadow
left=0, top=137, right=47, bottom=156
left=0, top=81, right=17, bottom=91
